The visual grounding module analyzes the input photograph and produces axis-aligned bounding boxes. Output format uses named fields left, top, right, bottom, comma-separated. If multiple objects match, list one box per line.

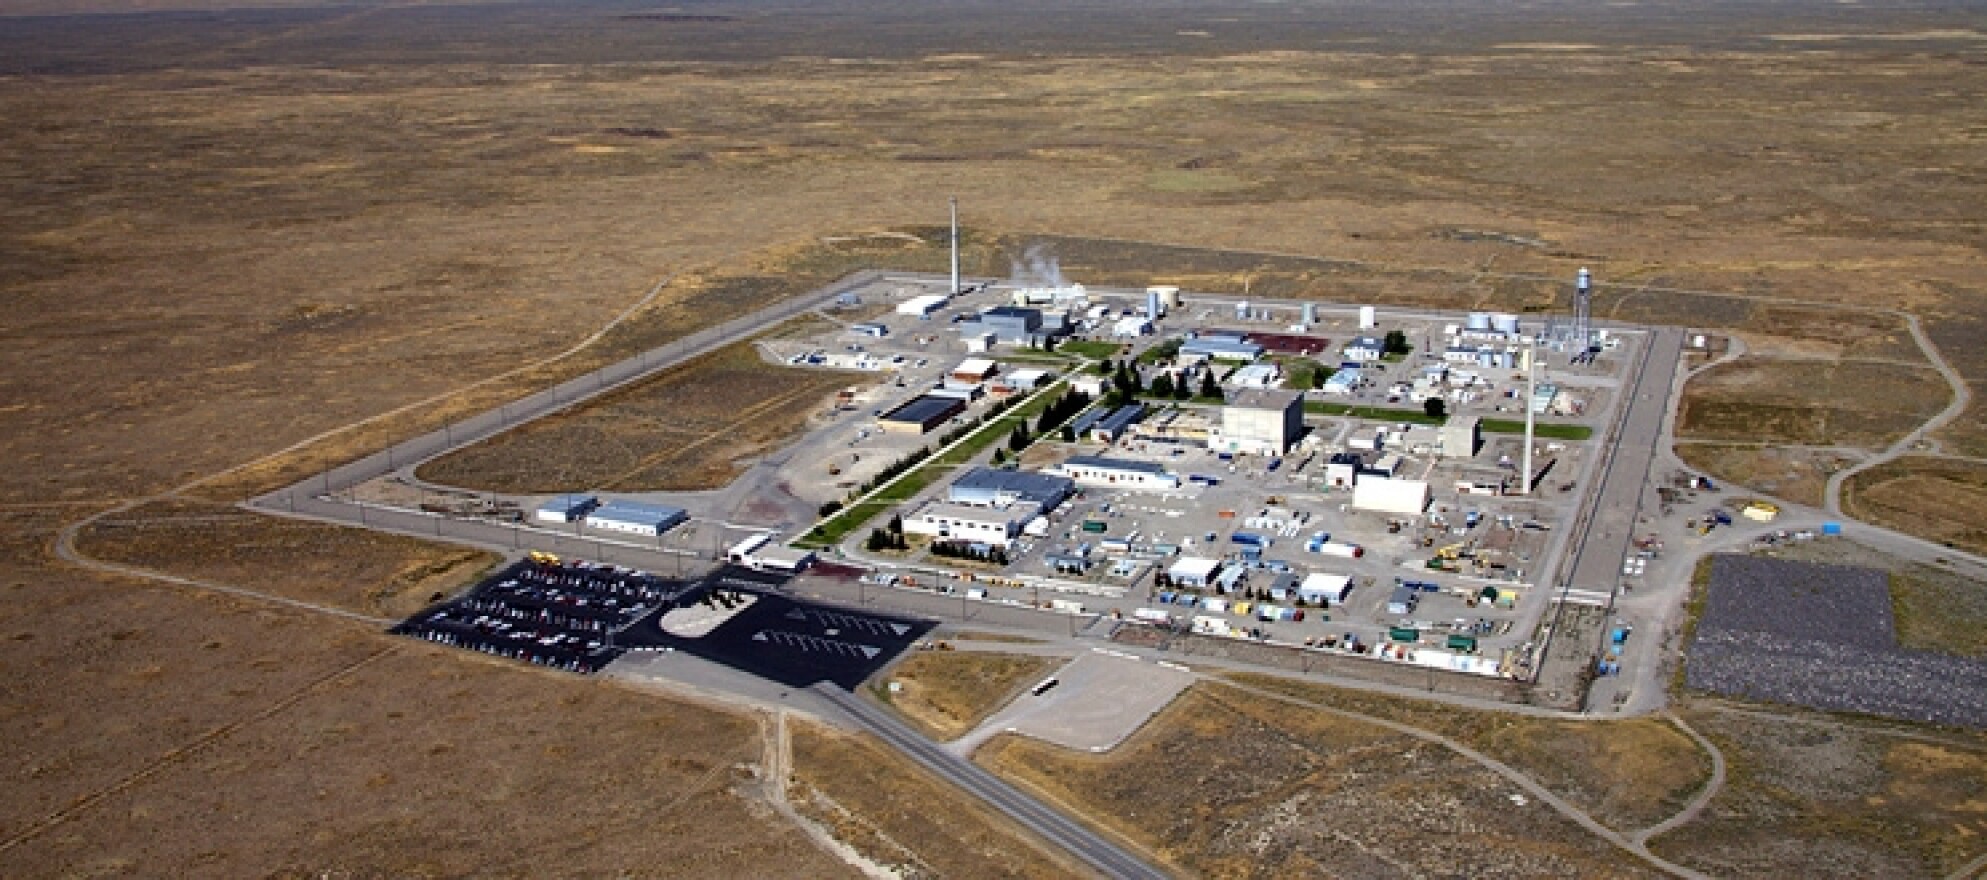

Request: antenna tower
left=949, top=196, right=960, bottom=296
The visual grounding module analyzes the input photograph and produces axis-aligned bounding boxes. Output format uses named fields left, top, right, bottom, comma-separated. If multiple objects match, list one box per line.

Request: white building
left=1321, top=368, right=1360, bottom=395
left=1351, top=477, right=1429, bottom=515
left=535, top=494, right=599, bottom=524
left=1169, top=556, right=1222, bottom=588
left=1227, top=362, right=1281, bottom=390
left=897, top=293, right=949, bottom=318
left=1056, top=455, right=1180, bottom=490
left=583, top=500, right=688, bottom=537
left=1113, top=315, right=1153, bottom=337
left=1298, top=573, right=1353, bottom=605
left=951, top=357, right=998, bottom=383
left=904, top=501, right=1040, bottom=546
left=1343, top=336, right=1387, bottom=362
left=1209, top=388, right=1305, bottom=456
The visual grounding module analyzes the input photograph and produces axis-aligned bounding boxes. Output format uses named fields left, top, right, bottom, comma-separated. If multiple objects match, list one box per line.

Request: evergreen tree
left=1149, top=372, right=1174, bottom=399
left=1384, top=329, right=1410, bottom=355
left=1199, top=371, right=1221, bottom=400
left=889, top=513, right=904, bottom=535
left=1423, top=397, right=1447, bottom=419
left=1061, top=425, right=1076, bottom=443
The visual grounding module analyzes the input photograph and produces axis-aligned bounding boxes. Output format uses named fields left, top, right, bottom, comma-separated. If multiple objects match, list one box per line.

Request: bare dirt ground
left=977, top=683, right=1659, bottom=878
left=1652, top=701, right=1987, bottom=879
left=872, top=650, right=1064, bottom=741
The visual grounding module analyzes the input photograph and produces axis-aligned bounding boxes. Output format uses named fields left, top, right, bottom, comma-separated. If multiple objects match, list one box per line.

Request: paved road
left=1560, top=326, right=1686, bottom=599
left=813, top=684, right=1167, bottom=880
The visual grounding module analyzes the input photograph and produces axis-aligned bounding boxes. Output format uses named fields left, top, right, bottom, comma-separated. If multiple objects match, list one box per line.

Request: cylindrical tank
left=1492, top=313, right=1520, bottom=335
left=1302, top=303, right=1318, bottom=325
left=1151, top=286, right=1181, bottom=310
left=1236, top=300, right=1250, bottom=319
left=1359, top=305, right=1377, bottom=329
left=1147, top=289, right=1162, bottom=318
left=1466, top=312, right=1492, bottom=332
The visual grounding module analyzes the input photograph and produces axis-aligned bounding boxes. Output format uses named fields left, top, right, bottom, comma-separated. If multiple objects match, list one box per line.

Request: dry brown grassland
left=873, top=650, right=1064, bottom=741
left=1652, top=702, right=1987, bottom=879
left=977, top=683, right=1658, bottom=878
left=6, top=6, right=1987, bottom=874
left=789, top=720, right=1085, bottom=879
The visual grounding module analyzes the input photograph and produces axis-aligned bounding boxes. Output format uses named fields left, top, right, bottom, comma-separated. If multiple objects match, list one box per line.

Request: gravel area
left=1687, top=554, right=1987, bottom=728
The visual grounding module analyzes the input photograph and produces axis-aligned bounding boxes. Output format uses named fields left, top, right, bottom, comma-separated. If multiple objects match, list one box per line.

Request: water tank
left=1359, top=305, right=1377, bottom=329
left=1492, top=313, right=1520, bottom=335
left=1147, top=289, right=1162, bottom=318
left=1302, top=303, right=1318, bottom=325
left=1150, top=286, right=1181, bottom=310
left=1466, top=312, right=1492, bottom=332
left=1236, top=300, right=1250, bottom=319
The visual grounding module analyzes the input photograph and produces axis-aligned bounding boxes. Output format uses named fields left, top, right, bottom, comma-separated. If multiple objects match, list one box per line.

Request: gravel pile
left=1686, top=554, right=1987, bottom=728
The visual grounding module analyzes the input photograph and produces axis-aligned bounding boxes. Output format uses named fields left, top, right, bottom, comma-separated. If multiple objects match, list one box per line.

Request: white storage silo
left=1359, top=305, right=1377, bottom=329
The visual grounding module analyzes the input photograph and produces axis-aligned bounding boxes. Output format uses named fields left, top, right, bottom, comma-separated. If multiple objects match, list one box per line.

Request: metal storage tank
left=1147, top=288, right=1162, bottom=318
left=1359, top=305, right=1377, bottom=329
left=1236, top=300, right=1250, bottom=320
left=1301, top=303, right=1318, bottom=325
left=1492, top=313, right=1520, bottom=335
left=1465, top=312, right=1492, bottom=332
left=1150, top=286, right=1181, bottom=311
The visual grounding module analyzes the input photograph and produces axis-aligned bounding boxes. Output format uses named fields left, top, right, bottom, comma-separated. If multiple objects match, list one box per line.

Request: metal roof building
left=535, top=493, right=600, bottom=524
left=948, top=467, right=1074, bottom=511
left=1180, top=336, right=1263, bottom=361
left=583, top=500, right=688, bottom=537
left=878, top=395, right=966, bottom=433
left=1090, top=403, right=1147, bottom=443
left=1058, top=454, right=1180, bottom=490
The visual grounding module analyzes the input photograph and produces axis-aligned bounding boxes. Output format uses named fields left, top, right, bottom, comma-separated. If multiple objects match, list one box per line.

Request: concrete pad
left=950, top=649, right=1196, bottom=755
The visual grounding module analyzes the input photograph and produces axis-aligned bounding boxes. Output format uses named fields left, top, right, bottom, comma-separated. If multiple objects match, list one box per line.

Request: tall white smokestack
left=949, top=196, right=960, bottom=296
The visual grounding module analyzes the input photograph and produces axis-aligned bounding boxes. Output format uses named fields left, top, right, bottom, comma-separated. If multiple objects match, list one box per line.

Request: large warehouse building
left=583, top=500, right=688, bottom=537
left=1056, top=454, right=1180, bottom=490
left=878, top=395, right=967, bottom=433
left=1209, top=388, right=1305, bottom=456
left=948, top=468, right=1075, bottom=512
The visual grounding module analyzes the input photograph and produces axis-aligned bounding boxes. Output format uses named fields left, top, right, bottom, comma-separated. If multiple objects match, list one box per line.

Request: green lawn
left=1058, top=340, right=1125, bottom=360
left=796, top=382, right=1067, bottom=548
left=1304, top=401, right=1446, bottom=425
left=1479, top=418, right=1594, bottom=440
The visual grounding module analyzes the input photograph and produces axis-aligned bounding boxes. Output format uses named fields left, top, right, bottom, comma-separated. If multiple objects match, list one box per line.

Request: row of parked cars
left=392, top=556, right=688, bottom=675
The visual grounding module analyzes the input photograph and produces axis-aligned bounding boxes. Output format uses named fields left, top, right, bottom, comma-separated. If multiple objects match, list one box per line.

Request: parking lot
left=392, top=556, right=693, bottom=673
left=616, top=565, right=936, bottom=689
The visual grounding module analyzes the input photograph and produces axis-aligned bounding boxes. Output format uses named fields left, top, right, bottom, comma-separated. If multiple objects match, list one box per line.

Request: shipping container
left=1389, top=626, right=1421, bottom=642
left=1082, top=520, right=1109, bottom=533
left=1446, top=634, right=1478, bottom=652
left=1230, top=532, right=1266, bottom=546
left=1317, top=541, right=1364, bottom=558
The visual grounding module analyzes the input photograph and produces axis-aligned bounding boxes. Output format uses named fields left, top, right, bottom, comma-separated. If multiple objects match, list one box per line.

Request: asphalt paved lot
left=617, top=565, right=936, bottom=690
left=392, top=557, right=687, bottom=673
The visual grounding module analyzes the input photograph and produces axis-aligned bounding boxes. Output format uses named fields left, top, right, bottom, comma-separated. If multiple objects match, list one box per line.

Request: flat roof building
left=1180, top=336, right=1263, bottom=361
left=948, top=467, right=1075, bottom=511
left=904, top=501, right=1040, bottom=547
left=535, top=493, right=600, bottom=524
left=897, top=293, right=949, bottom=318
left=952, top=357, right=998, bottom=383
left=584, top=500, right=688, bottom=537
left=1343, top=336, right=1386, bottom=362
left=1169, top=556, right=1222, bottom=588
left=1209, top=388, right=1305, bottom=456
left=878, top=395, right=966, bottom=433
left=1057, top=454, right=1180, bottom=490
left=1439, top=415, right=1482, bottom=459
left=979, top=306, right=1043, bottom=343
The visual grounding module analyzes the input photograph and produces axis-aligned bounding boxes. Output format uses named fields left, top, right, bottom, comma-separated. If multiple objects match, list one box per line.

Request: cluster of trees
left=1150, top=570, right=1311, bottom=604
left=865, top=514, right=910, bottom=552
left=1034, top=388, right=1092, bottom=435
left=1383, top=329, right=1412, bottom=356
left=930, top=540, right=1010, bottom=565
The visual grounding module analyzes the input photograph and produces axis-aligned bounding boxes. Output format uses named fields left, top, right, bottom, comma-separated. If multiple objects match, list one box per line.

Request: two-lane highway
left=814, top=684, right=1168, bottom=880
